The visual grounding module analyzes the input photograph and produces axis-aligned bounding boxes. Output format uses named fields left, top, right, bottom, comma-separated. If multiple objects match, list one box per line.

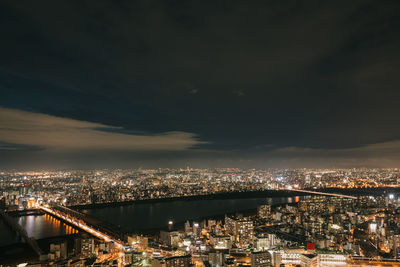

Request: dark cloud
left=1, top=0, right=400, bottom=168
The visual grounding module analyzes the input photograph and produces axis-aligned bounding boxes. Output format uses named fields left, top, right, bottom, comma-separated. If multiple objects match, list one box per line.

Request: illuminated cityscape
left=2, top=0, right=400, bottom=266
left=2, top=168, right=400, bottom=208
left=1, top=168, right=400, bottom=266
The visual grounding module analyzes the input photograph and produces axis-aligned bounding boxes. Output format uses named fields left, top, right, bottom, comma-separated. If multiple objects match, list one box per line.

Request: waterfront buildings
left=1, top=168, right=400, bottom=209
left=2, top=168, right=400, bottom=266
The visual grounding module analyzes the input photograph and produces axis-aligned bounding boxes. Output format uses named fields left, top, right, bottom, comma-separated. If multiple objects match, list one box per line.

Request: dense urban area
left=2, top=168, right=400, bottom=208
left=1, top=168, right=400, bottom=267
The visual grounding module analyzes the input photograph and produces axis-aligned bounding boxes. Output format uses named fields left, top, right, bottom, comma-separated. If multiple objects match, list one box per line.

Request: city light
left=2, top=168, right=400, bottom=266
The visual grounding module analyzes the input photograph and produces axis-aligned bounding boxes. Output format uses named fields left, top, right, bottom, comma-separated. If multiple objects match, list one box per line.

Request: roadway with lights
left=39, top=205, right=126, bottom=248
left=288, top=188, right=358, bottom=199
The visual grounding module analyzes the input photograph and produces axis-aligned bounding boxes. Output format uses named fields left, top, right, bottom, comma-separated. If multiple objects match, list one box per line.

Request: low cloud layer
left=0, top=107, right=206, bottom=151
left=260, top=141, right=400, bottom=168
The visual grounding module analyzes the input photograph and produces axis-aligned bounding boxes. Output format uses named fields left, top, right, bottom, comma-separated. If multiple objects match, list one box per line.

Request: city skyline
left=3, top=2, right=400, bottom=265
left=2, top=167, right=400, bottom=266
left=1, top=1, right=400, bottom=169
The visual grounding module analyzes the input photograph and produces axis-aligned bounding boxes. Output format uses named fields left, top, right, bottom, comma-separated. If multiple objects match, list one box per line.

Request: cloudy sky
left=1, top=0, right=400, bottom=169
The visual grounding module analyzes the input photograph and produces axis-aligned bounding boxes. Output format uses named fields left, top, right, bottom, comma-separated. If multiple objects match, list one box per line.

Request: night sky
left=1, top=0, right=400, bottom=169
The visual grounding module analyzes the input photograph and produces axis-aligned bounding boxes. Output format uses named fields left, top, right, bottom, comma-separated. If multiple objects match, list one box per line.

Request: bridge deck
left=39, top=206, right=125, bottom=248
left=288, top=189, right=357, bottom=199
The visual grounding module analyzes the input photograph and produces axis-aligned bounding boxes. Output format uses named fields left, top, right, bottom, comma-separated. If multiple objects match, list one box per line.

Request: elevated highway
left=39, top=205, right=126, bottom=248
left=288, top=188, right=358, bottom=199
left=39, top=205, right=128, bottom=266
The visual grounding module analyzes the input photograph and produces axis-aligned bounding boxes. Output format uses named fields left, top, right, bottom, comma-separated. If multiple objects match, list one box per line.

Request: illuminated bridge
left=288, top=188, right=358, bottom=199
left=39, top=205, right=126, bottom=248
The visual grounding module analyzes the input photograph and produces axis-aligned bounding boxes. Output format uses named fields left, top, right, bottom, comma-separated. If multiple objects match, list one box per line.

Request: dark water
left=0, top=196, right=300, bottom=246
left=0, top=219, right=20, bottom=246
left=82, top=196, right=301, bottom=232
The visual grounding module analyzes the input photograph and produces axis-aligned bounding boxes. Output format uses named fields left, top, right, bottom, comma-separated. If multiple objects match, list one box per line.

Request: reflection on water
left=83, top=196, right=302, bottom=232
left=1, top=196, right=302, bottom=245
left=17, top=214, right=79, bottom=240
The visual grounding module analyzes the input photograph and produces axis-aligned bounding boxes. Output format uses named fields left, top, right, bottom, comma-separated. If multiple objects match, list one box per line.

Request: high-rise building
left=237, top=219, right=254, bottom=244
left=257, top=205, right=271, bottom=219
left=75, top=238, right=95, bottom=258
left=208, top=249, right=229, bottom=267
left=208, top=219, right=217, bottom=230
left=48, top=240, right=67, bottom=260
left=225, top=215, right=236, bottom=236
left=393, top=235, right=400, bottom=259
left=193, top=222, right=201, bottom=236
left=224, top=215, right=254, bottom=245
left=165, top=255, right=191, bottom=267
left=210, top=234, right=231, bottom=249
left=251, top=251, right=272, bottom=267
left=185, top=221, right=192, bottom=234
left=255, top=237, right=269, bottom=250
left=160, top=230, right=180, bottom=247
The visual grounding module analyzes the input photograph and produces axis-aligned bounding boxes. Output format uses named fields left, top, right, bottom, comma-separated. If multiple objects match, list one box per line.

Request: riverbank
left=71, top=187, right=399, bottom=210
left=316, top=187, right=400, bottom=196
left=71, top=189, right=308, bottom=210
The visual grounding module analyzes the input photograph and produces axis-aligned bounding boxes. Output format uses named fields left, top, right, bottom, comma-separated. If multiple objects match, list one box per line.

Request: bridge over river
left=288, top=188, right=358, bottom=199
left=39, top=205, right=126, bottom=248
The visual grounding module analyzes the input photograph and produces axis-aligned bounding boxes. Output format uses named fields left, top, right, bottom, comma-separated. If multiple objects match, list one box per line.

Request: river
left=0, top=196, right=301, bottom=246
left=81, top=196, right=301, bottom=232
